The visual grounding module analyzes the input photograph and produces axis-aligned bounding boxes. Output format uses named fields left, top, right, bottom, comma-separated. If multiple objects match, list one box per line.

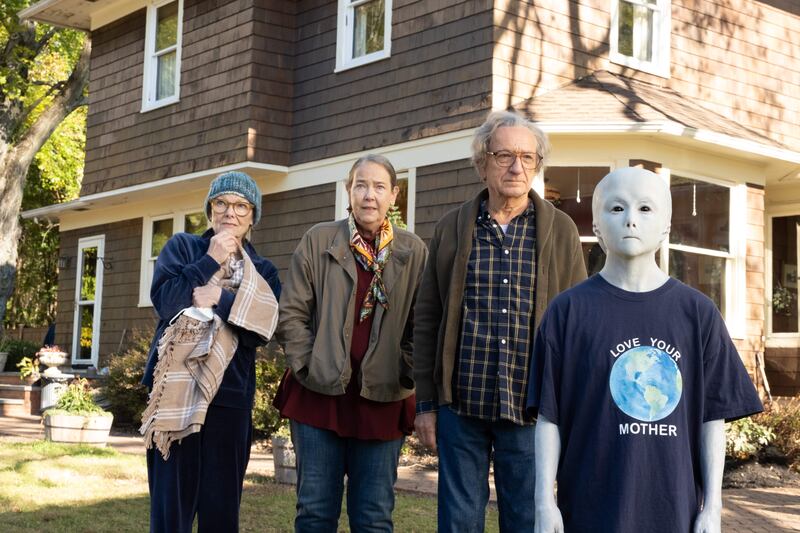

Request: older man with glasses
left=413, top=110, right=587, bottom=532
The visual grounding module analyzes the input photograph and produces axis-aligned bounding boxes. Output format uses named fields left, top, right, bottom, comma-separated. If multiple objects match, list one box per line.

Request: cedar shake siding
left=415, top=159, right=484, bottom=243
left=82, top=0, right=294, bottom=196
left=290, top=0, right=494, bottom=165
left=251, top=183, right=337, bottom=274
left=56, top=220, right=157, bottom=366
left=495, top=0, right=800, bottom=151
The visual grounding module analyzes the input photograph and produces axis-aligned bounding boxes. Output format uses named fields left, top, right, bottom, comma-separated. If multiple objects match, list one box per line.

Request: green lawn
left=0, top=440, right=499, bottom=532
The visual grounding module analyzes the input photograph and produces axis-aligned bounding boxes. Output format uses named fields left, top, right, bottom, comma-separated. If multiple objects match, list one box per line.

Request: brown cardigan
left=412, top=188, right=587, bottom=407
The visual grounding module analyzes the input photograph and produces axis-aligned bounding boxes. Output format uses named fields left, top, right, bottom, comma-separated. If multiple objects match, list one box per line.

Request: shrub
left=100, top=328, right=152, bottom=426
left=253, top=340, right=288, bottom=437
left=0, top=338, right=40, bottom=371
left=758, top=398, right=800, bottom=472
left=726, top=417, right=775, bottom=460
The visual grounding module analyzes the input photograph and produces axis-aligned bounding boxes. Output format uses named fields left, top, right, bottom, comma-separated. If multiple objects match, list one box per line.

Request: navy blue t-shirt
left=527, top=274, right=762, bottom=533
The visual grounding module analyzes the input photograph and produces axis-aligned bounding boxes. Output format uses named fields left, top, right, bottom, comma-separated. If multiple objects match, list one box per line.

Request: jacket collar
left=456, top=188, right=556, bottom=256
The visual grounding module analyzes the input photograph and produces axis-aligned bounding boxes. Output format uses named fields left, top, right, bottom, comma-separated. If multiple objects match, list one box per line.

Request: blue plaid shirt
left=451, top=200, right=537, bottom=425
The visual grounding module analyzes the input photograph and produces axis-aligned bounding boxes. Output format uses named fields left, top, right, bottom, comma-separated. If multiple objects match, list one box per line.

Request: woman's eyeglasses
left=210, top=199, right=253, bottom=217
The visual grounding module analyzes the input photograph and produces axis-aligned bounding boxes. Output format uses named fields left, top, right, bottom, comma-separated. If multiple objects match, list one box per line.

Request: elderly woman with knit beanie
left=274, top=154, right=427, bottom=532
left=141, top=171, right=281, bottom=533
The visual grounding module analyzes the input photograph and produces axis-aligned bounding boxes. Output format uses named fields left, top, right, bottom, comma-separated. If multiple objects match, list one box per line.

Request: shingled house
left=19, top=0, right=800, bottom=395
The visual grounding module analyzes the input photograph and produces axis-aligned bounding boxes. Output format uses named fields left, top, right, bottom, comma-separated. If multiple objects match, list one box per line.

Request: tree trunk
left=0, top=37, right=91, bottom=335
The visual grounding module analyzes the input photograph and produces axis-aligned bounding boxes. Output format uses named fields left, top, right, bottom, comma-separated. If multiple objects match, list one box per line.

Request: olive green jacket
left=412, top=188, right=587, bottom=407
left=277, top=219, right=428, bottom=402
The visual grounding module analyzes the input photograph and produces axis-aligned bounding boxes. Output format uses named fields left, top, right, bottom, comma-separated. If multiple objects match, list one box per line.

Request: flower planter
left=43, top=412, right=114, bottom=446
left=272, top=435, right=297, bottom=484
left=0, top=352, right=7, bottom=372
left=38, top=351, right=68, bottom=377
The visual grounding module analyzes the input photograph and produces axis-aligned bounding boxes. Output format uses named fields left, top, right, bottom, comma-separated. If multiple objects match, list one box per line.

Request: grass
left=0, top=439, right=499, bottom=532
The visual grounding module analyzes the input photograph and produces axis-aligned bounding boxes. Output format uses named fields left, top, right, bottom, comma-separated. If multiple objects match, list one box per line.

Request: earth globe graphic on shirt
left=609, top=346, right=683, bottom=422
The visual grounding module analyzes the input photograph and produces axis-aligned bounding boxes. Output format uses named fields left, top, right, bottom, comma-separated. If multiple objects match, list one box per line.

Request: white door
left=72, top=235, right=105, bottom=367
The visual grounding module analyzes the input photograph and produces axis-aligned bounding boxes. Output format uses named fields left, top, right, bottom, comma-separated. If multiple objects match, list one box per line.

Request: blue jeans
left=437, top=405, right=536, bottom=533
left=291, top=421, right=404, bottom=533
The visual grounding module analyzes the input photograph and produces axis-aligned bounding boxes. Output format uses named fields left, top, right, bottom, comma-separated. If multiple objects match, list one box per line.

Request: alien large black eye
left=611, top=206, right=623, bottom=212
left=641, top=206, right=651, bottom=212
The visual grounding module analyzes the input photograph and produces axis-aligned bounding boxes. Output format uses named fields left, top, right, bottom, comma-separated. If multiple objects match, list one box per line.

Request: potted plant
left=37, top=345, right=68, bottom=377
left=772, top=284, right=795, bottom=316
left=271, top=422, right=296, bottom=484
left=43, top=378, right=114, bottom=446
left=16, top=356, right=41, bottom=385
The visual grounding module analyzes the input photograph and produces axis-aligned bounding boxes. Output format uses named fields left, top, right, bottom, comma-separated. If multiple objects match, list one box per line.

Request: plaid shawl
left=140, top=247, right=279, bottom=459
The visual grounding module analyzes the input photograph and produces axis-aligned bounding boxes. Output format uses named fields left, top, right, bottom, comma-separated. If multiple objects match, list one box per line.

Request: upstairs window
left=336, top=0, right=392, bottom=72
left=610, top=0, right=670, bottom=78
left=142, top=0, right=183, bottom=111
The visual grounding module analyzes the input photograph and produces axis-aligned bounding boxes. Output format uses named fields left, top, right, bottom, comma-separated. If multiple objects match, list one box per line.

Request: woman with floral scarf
left=274, top=155, right=428, bottom=532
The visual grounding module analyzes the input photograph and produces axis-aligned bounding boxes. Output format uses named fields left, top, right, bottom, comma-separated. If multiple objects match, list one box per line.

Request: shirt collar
left=477, top=198, right=535, bottom=223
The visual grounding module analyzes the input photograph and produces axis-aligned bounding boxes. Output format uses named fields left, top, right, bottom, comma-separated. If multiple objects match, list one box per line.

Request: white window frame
left=334, top=168, right=415, bottom=232
left=335, top=0, right=393, bottom=72
left=72, top=235, right=105, bottom=368
left=609, top=0, right=671, bottom=78
left=766, top=208, right=800, bottom=346
left=141, top=0, right=183, bottom=112
left=139, top=210, right=207, bottom=307
left=660, top=170, right=745, bottom=337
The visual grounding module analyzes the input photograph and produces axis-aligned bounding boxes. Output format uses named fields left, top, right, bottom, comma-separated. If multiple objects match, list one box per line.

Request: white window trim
left=141, top=0, right=183, bottom=112
left=334, top=168, right=415, bottom=232
left=335, top=0, right=393, bottom=73
left=72, top=235, right=105, bottom=368
left=139, top=210, right=207, bottom=307
left=766, top=207, right=800, bottom=346
left=661, top=169, right=744, bottom=337
left=609, top=0, right=671, bottom=79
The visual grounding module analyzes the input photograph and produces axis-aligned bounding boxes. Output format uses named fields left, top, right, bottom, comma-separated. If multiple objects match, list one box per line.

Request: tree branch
left=13, top=37, right=90, bottom=169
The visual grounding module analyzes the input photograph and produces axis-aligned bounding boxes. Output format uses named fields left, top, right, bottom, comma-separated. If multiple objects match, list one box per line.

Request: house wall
left=82, top=0, right=294, bottom=196
left=415, top=159, right=484, bottom=243
left=738, top=185, right=766, bottom=379
left=251, top=183, right=337, bottom=274
left=290, top=0, right=495, bottom=165
left=56, top=219, right=157, bottom=367
left=494, top=0, right=800, bottom=151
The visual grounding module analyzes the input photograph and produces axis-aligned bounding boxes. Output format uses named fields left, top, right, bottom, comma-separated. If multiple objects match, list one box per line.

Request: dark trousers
left=147, top=404, right=253, bottom=533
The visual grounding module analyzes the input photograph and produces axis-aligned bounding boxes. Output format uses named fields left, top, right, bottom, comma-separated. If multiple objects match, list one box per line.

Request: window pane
left=152, top=218, right=174, bottom=257
left=353, top=0, right=385, bottom=58
left=79, top=304, right=94, bottom=360
left=184, top=212, right=207, bottom=236
left=771, top=215, right=800, bottom=333
left=156, top=51, right=177, bottom=100
left=544, top=167, right=610, bottom=236
left=156, top=1, right=178, bottom=51
left=633, top=4, right=654, bottom=61
left=618, top=1, right=634, bottom=56
left=669, top=249, right=726, bottom=314
left=582, top=242, right=606, bottom=276
left=80, top=247, right=97, bottom=301
left=387, top=178, right=409, bottom=229
left=670, top=177, right=729, bottom=252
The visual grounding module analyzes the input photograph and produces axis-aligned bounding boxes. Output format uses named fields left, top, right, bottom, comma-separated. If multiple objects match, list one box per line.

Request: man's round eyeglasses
left=486, top=151, right=541, bottom=170
left=210, top=198, right=253, bottom=217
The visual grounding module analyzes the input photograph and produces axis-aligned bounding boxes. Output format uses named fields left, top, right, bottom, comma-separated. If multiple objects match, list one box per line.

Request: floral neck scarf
left=348, top=213, right=393, bottom=322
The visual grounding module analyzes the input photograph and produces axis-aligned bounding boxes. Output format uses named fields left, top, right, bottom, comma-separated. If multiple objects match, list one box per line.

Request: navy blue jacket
left=142, top=229, right=281, bottom=409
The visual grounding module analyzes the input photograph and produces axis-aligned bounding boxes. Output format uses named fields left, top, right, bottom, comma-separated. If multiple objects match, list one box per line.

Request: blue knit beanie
left=205, top=171, right=262, bottom=224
